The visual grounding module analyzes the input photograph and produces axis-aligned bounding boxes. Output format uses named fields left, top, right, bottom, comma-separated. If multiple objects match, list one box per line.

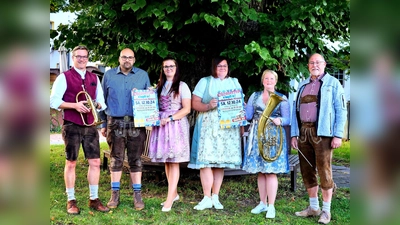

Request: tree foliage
left=51, top=0, right=350, bottom=95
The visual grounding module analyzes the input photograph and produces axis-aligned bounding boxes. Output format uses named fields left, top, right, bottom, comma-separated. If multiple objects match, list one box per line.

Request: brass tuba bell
left=76, top=85, right=104, bottom=126
left=257, top=91, right=284, bottom=162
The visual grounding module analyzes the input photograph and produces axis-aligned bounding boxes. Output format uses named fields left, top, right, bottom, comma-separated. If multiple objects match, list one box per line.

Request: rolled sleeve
left=50, top=73, right=67, bottom=110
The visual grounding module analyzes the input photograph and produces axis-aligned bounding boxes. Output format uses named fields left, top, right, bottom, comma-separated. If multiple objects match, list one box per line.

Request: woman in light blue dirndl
left=188, top=57, right=243, bottom=211
left=242, top=70, right=290, bottom=218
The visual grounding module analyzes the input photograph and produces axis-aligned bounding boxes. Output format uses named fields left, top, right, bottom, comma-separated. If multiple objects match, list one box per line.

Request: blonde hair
left=261, top=69, right=278, bottom=84
left=72, top=45, right=89, bottom=56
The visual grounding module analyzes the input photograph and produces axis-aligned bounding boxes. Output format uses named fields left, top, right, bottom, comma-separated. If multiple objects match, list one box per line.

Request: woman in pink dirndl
left=148, top=58, right=191, bottom=212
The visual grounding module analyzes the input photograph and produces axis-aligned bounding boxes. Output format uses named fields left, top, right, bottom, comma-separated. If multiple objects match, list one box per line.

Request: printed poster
left=132, top=89, right=160, bottom=127
left=217, top=89, right=248, bottom=128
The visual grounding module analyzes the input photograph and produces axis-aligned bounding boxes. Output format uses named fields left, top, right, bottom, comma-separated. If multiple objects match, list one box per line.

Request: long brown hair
left=156, top=57, right=181, bottom=99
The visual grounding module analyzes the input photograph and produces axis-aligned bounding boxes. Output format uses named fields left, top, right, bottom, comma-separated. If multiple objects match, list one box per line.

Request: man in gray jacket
left=291, top=53, right=347, bottom=224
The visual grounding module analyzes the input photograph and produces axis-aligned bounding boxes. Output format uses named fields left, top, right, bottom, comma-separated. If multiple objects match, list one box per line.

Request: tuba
left=257, top=91, right=284, bottom=162
left=76, top=85, right=104, bottom=126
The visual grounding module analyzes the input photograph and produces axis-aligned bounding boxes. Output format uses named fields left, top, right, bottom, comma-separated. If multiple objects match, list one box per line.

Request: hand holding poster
left=217, top=89, right=248, bottom=128
left=132, top=89, right=160, bottom=127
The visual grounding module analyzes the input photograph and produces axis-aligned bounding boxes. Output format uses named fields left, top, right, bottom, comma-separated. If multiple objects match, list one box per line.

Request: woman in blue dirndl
left=188, top=57, right=243, bottom=210
left=242, top=69, right=290, bottom=218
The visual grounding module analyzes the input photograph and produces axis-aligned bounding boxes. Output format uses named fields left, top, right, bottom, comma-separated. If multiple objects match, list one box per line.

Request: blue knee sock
left=132, top=184, right=141, bottom=192
left=111, top=182, right=120, bottom=191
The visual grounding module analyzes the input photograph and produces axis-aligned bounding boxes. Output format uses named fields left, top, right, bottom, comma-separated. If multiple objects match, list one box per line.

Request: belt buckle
left=123, top=116, right=130, bottom=122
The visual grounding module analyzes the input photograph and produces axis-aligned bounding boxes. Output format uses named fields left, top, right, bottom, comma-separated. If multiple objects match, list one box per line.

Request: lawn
left=50, top=142, right=350, bottom=224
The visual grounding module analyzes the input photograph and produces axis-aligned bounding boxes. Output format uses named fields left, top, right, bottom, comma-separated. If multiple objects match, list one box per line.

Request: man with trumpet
left=291, top=53, right=347, bottom=224
left=50, top=45, right=109, bottom=214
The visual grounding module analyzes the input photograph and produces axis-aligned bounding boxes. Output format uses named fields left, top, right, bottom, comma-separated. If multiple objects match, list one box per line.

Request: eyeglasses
left=74, top=55, right=88, bottom=60
left=308, top=61, right=325, bottom=66
left=163, top=65, right=176, bottom=69
left=120, top=56, right=135, bottom=60
left=217, top=65, right=228, bottom=68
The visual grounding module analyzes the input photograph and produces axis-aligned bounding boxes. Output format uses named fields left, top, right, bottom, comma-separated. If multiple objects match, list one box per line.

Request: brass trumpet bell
left=76, top=85, right=104, bottom=126
left=257, top=91, right=284, bottom=162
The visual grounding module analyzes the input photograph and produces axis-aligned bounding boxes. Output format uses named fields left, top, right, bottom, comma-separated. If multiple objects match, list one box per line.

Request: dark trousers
left=62, top=121, right=100, bottom=161
left=298, top=122, right=334, bottom=190
left=107, top=117, right=146, bottom=172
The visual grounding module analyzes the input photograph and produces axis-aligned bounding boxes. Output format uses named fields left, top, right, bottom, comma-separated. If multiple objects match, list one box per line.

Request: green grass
left=332, top=141, right=350, bottom=167
left=50, top=143, right=350, bottom=225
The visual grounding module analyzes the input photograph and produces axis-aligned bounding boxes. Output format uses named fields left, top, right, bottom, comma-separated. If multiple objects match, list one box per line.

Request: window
left=332, top=70, right=345, bottom=86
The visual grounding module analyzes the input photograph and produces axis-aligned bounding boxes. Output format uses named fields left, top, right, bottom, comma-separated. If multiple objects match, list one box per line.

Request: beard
left=123, top=62, right=132, bottom=69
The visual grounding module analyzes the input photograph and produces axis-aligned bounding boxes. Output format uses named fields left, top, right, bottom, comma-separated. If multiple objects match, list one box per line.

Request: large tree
left=50, top=0, right=349, bottom=96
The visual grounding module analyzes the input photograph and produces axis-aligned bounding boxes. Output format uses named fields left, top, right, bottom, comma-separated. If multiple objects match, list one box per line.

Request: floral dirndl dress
left=188, top=76, right=242, bottom=169
left=242, top=91, right=289, bottom=174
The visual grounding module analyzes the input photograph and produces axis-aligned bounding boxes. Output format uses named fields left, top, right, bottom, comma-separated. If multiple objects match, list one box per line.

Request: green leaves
left=122, top=0, right=146, bottom=12
left=243, top=41, right=278, bottom=73
left=244, top=41, right=260, bottom=53
left=204, top=14, right=225, bottom=27
left=241, top=7, right=257, bottom=21
left=160, top=20, right=173, bottom=30
left=52, top=0, right=349, bottom=93
left=139, top=42, right=155, bottom=53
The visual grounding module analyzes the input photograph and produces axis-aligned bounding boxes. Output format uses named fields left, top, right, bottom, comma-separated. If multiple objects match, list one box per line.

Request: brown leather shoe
left=89, top=198, right=110, bottom=212
left=67, top=200, right=80, bottom=215
left=107, top=190, right=120, bottom=208
left=133, top=191, right=145, bottom=210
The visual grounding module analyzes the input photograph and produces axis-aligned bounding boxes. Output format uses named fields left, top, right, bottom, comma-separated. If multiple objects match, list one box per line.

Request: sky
left=50, top=11, right=76, bottom=48
left=50, top=11, right=76, bottom=30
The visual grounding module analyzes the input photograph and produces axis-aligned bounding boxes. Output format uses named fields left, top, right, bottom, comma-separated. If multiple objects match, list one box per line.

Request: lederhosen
left=298, top=94, right=335, bottom=190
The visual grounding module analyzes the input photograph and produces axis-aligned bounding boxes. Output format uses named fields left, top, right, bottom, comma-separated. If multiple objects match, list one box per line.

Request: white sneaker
left=193, top=196, right=213, bottom=210
left=212, top=194, right=224, bottom=210
left=266, top=205, right=276, bottom=218
left=251, top=202, right=268, bottom=214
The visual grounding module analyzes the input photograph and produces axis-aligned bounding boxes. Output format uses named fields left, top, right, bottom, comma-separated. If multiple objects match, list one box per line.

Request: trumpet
left=257, top=91, right=284, bottom=162
left=76, top=85, right=104, bottom=126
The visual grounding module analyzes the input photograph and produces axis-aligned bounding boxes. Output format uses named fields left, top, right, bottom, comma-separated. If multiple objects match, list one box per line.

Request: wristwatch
left=169, top=115, right=174, bottom=121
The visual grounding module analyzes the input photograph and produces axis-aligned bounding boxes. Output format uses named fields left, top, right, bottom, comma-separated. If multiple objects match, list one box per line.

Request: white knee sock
left=322, top=201, right=331, bottom=213
left=66, top=188, right=75, bottom=201
left=310, top=197, right=320, bottom=210
left=89, top=185, right=99, bottom=200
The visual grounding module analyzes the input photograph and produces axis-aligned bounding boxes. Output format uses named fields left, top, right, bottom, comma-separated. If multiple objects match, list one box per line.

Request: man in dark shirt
left=100, top=48, right=150, bottom=210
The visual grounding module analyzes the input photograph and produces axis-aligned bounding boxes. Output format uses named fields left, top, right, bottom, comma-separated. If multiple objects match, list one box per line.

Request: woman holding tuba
left=242, top=69, right=290, bottom=219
